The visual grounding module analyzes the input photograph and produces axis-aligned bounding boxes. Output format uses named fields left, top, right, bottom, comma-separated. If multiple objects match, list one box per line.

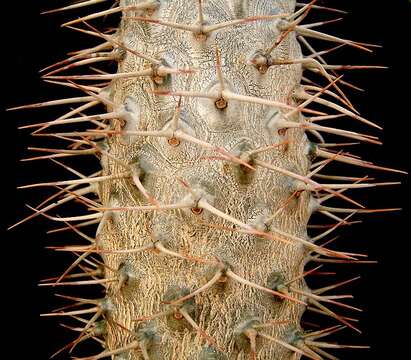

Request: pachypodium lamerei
left=9, top=1, right=406, bottom=359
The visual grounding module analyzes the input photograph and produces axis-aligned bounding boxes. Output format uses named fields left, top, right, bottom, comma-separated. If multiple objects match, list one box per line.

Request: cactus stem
left=15, top=2, right=402, bottom=358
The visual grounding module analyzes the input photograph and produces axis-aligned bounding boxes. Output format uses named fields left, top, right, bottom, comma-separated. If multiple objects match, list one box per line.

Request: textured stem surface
left=98, top=1, right=311, bottom=359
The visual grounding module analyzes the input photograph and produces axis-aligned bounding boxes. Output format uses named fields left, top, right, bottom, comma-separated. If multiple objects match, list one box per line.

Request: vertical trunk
left=98, top=1, right=311, bottom=358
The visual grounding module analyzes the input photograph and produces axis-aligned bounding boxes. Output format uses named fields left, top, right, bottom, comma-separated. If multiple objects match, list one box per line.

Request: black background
left=1, top=1, right=410, bottom=358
